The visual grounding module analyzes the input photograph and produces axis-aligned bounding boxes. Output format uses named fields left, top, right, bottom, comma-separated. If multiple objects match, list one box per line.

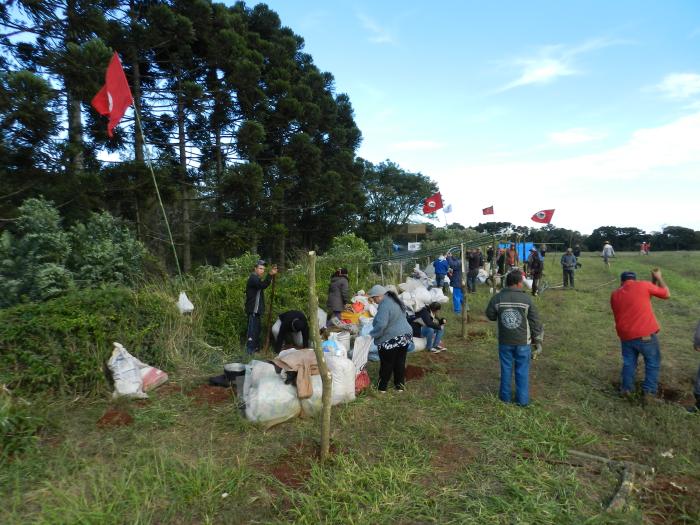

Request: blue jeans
left=452, top=286, right=463, bottom=313
left=421, top=325, right=443, bottom=349
left=694, top=364, right=700, bottom=397
left=620, top=334, right=661, bottom=394
left=498, top=344, right=531, bottom=405
left=467, top=273, right=477, bottom=293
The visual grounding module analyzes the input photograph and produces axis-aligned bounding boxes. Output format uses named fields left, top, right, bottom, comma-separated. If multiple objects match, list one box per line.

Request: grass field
left=2, top=251, right=699, bottom=524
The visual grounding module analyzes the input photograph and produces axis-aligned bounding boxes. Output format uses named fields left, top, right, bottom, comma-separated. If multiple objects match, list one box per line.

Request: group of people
left=243, top=252, right=700, bottom=414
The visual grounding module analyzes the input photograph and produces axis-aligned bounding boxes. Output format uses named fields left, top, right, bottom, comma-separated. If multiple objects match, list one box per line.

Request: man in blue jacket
left=433, top=255, right=449, bottom=291
left=447, top=252, right=464, bottom=314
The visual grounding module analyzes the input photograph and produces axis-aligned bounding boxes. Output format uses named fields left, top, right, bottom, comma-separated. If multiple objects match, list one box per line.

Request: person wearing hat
left=245, top=259, right=278, bottom=354
left=327, top=268, right=350, bottom=324
left=602, top=241, right=615, bottom=269
left=610, top=269, right=670, bottom=405
left=526, top=248, right=543, bottom=296
left=367, top=284, right=413, bottom=392
left=560, top=248, right=577, bottom=288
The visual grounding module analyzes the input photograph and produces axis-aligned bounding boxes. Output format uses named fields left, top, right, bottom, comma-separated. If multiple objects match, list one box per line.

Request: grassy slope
left=2, top=252, right=699, bottom=524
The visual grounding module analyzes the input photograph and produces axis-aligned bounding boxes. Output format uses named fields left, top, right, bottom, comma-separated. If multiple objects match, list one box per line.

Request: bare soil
left=185, top=384, right=232, bottom=405
left=405, top=364, right=429, bottom=381
left=97, top=408, right=133, bottom=427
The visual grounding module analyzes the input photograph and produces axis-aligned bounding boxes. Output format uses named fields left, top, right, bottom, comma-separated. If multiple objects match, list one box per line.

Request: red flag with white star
left=482, top=205, right=494, bottom=215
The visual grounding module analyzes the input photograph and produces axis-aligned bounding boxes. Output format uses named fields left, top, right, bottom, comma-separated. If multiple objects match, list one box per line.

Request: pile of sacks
left=243, top=348, right=356, bottom=427
left=398, top=277, right=449, bottom=315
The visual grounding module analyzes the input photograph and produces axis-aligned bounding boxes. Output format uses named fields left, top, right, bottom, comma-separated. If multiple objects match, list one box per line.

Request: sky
left=243, top=0, right=700, bottom=234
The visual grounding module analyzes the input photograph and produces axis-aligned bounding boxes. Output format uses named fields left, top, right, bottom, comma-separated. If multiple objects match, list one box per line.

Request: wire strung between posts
left=133, top=107, right=183, bottom=280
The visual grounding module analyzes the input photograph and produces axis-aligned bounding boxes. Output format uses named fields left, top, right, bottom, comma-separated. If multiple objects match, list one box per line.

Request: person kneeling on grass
left=412, top=302, right=447, bottom=354
left=368, top=285, right=414, bottom=393
left=485, top=270, right=543, bottom=407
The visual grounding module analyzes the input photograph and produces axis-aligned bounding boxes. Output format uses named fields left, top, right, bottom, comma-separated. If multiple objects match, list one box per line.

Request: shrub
left=0, top=287, right=179, bottom=395
left=0, top=388, right=46, bottom=459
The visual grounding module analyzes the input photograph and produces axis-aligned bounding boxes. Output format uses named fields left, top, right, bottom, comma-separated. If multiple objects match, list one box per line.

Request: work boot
left=687, top=395, right=700, bottom=414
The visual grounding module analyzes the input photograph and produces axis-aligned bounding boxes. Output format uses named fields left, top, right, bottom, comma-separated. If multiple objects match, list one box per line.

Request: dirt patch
left=186, top=384, right=232, bottom=405
left=152, top=382, right=183, bottom=397
left=405, top=364, right=429, bottom=381
left=269, top=441, right=337, bottom=489
left=431, top=442, right=479, bottom=471
left=640, top=475, right=700, bottom=524
left=427, top=351, right=453, bottom=362
left=97, top=407, right=133, bottom=427
left=610, top=381, right=688, bottom=404
left=467, top=330, right=489, bottom=341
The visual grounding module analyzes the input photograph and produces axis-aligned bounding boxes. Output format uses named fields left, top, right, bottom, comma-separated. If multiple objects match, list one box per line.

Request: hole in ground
left=186, top=384, right=232, bottom=405
left=97, top=408, right=133, bottom=428
left=405, top=364, right=430, bottom=380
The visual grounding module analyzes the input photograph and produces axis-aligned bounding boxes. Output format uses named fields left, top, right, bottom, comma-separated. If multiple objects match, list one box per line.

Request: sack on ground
left=107, top=342, right=149, bottom=399
left=177, top=291, right=194, bottom=314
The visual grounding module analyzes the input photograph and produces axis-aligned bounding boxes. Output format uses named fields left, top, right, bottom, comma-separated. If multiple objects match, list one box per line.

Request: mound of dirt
left=97, top=408, right=133, bottom=427
left=405, top=364, right=429, bottom=380
left=269, top=441, right=337, bottom=488
left=186, top=385, right=232, bottom=405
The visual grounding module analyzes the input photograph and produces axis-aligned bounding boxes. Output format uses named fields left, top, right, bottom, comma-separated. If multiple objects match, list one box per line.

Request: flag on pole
left=482, top=206, right=494, bottom=215
left=531, top=209, right=555, bottom=224
left=422, top=192, right=443, bottom=214
left=444, top=204, right=453, bottom=213
left=91, top=52, right=133, bottom=137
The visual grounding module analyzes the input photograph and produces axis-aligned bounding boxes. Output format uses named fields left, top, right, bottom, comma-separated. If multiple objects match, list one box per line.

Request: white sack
left=413, top=337, right=427, bottom=352
left=177, top=291, right=194, bottom=314
left=326, top=355, right=356, bottom=405
left=107, top=342, right=148, bottom=399
left=245, top=375, right=301, bottom=425
left=351, top=335, right=372, bottom=374
left=300, top=375, right=323, bottom=416
left=477, top=269, right=489, bottom=284
left=429, top=288, right=449, bottom=304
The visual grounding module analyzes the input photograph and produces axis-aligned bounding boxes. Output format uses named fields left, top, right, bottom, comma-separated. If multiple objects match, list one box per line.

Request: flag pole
left=133, top=107, right=183, bottom=280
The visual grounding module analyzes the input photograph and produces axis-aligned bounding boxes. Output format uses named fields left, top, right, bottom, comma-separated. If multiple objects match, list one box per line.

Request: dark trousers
left=378, top=346, right=408, bottom=391
left=531, top=276, right=541, bottom=295
left=245, top=314, right=261, bottom=354
left=467, top=271, right=478, bottom=293
left=563, top=269, right=574, bottom=287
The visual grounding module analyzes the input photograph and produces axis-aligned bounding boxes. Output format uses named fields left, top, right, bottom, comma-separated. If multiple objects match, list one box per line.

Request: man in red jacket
left=610, top=269, right=670, bottom=404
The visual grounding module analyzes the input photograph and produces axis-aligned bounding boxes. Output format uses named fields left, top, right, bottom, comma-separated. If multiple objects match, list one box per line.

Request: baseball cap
left=367, top=285, right=387, bottom=297
left=256, top=259, right=266, bottom=267
left=620, top=271, right=637, bottom=282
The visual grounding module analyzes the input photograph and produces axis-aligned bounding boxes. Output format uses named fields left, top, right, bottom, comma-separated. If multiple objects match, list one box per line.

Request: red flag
left=422, top=192, right=443, bottom=214
left=482, top=206, right=494, bottom=215
left=91, top=52, right=133, bottom=137
left=531, top=209, right=555, bottom=224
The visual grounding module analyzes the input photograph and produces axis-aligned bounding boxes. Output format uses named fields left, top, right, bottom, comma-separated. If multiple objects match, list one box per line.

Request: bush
left=0, top=389, right=46, bottom=459
left=0, top=287, right=179, bottom=395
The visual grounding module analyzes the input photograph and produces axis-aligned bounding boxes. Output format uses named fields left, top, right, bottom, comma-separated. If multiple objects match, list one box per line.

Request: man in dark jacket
left=467, top=249, right=482, bottom=293
left=274, top=310, right=310, bottom=354
left=486, top=270, right=543, bottom=406
left=526, top=248, right=543, bottom=296
left=689, top=321, right=700, bottom=413
left=447, top=252, right=464, bottom=314
left=411, top=302, right=447, bottom=353
left=245, top=259, right=277, bottom=354
left=560, top=248, right=577, bottom=288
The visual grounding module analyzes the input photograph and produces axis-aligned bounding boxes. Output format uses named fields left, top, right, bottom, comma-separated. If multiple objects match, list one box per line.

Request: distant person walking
left=526, top=248, right=543, bottom=296
left=506, top=243, right=518, bottom=271
left=486, top=269, right=543, bottom=406
left=573, top=245, right=582, bottom=268
left=560, top=248, right=577, bottom=288
left=602, top=241, right=615, bottom=268
left=368, top=285, right=413, bottom=393
left=245, top=259, right=278, bottom=354
left=610, top=269, right=670, bottom=405
left=688, top=320, right=700, bottom=413
left=467, top=248, right=482, bottom=293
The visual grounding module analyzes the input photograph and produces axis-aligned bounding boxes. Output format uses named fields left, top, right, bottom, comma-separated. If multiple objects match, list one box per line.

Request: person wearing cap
left=610, top=269, right=670, bottom=405
left=367, top=284, right=413, bottom=392
left=602, top=241, right=615, bottom=268
left=433, top=255, right=449, bottom=291
left=526, top=248, right=543, bottom=296
left=560, top=248, right=577, bottom=288
left=327, top=268, right=350, bottom=324
left=245, top=259, right=278, bottom=354
left=485, top=269, right=543, bottom=406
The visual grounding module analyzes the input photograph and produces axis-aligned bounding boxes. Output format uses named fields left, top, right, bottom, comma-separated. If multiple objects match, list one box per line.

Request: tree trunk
left=176, top=81, right=191, bottom=273
left=308, top=251, right=332, bottom=462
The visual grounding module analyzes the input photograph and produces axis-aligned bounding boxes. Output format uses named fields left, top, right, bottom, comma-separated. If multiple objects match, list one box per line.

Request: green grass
left=2, top=251, right=699, bottom=524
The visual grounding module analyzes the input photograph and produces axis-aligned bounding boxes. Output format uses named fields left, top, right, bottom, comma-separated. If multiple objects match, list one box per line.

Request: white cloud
left=435, top=111, right=700, bottom=232
left=549, top=128, right=608, bottom=145
left=390, top=140, right=445, bottom=152
left=495, top=37, right=624, bottom=93
left=653, top=73, right=700, bottom=100
left=356, top=13, right=395, bottom=44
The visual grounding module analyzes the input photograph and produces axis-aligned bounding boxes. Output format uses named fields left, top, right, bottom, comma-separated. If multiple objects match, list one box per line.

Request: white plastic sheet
left=107, top=342, right=148, bottom=399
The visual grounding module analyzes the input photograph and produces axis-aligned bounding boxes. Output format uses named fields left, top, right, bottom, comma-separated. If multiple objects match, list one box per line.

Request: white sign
left=407, top=242, right=421, bottom=252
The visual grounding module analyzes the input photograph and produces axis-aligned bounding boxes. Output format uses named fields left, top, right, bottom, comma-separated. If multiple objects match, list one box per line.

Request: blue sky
left=249, top=1, right=700, bottom=234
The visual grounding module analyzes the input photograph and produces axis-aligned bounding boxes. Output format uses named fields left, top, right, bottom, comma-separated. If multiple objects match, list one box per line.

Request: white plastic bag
left=107, top=342, right=148, bottom=399
left=245, top=375, right=301, bottom=425
left=177, top=291, right=194, bottom=314
left=326, top=355, right=356, bottom=405
left=477, top=269, right=489, bottom=284
left=300, top=375, right=323, bottom=416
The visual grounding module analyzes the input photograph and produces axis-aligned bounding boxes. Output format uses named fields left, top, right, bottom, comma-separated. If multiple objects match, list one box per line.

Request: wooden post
left=460, top=243, right=468, bottom=339
left=308, top=251, right=332, bottom=462
left=380, top=262, right=385, bottom=286
left=262, top=273, right=277, bottom=355
left=399, top=261, right=403, bottom=283
left=491, top=236, right=498, bottom=294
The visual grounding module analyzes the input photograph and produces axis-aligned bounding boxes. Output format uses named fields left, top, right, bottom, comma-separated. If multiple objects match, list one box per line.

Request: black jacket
left=486, top=287, right=543, bottom=345
left=245, top=272, right=272, bottom=315
left=327, top=275, right=349, bottom=312
left=275, top=310, right=310, bottom=353
left=410, top=306, right=442, bottom=336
